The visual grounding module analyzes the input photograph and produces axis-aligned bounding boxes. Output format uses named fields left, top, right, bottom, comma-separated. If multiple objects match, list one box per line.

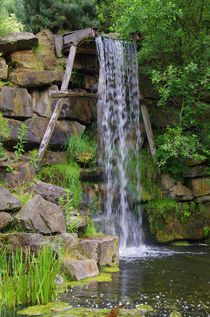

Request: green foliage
left=58, top=189, right=78, bottom=233
left=203, top=226, right=210, bottom=238
left=28, top=149, right=39, bottom=169
left=84, top=216, right=100, bottom=237
left=127, top=150, right=162, bottom=202
left=99, top=0, right=210, bottom=171
left=0, top=246, right=60, bottom=310
left=13, top=123, right=28, bottom=160
left=38, top=163, right=81, bottom=208
left=0, top=113, right=10, bottom=159
left=16, top=0, right=98, bottom=33
left=0, top=13, right=23, bottom=35
left=67, top=134, right=97, bottom=167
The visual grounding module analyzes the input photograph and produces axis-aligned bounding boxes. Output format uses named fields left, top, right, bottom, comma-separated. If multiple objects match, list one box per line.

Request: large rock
left=10, top=50, right=43, bottom=70
left=15, top=195, right=66, bottom=234
left=0, top=57, right=8, bottom=80
left=0, top=87, right=32, bottom=118
left=66, top=209, right=87, bottom=231
left=0, top=32, right=38, bottom=56
left=9, top=69, right=63, bottom=87
left=0, top=186, right=21, bottom=212
left=0, top=233, right=48, bottom=251
left=33, top=181, right=67, bottom=204
left=184, top=165, right=210, bottom=178
left=6, top=117, right=86, bottom=148
left=63, top=258, right=99, bottom=280
left=31, top=85, right=58, bottom=118
left=40, top=151, right=67, bottom=166
left=79, top=236, right=119, bottom=267
left=191, top=178, right=210, bottom=197
left=58, top=97, right=96, bottom=124
left=161, top=174, right=193, bottom=201
left=4, top=161, right=35, bottom=188
left=36, top=30, right=58, bottom=70
left=0, top=212, right=13, bottom=231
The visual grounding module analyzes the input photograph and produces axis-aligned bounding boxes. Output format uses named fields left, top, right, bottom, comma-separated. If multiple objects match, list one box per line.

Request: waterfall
left=96, top=36, right=145, bottom=254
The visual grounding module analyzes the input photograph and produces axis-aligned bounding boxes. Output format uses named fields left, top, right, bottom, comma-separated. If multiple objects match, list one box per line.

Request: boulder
left=191, top=178, right=210, bottom=197
left=63, top=258, right=99, bottom=280
left=0, top=57, right=8, bottom=80
left=10, top=50, right=43, bottom=70
left=9, top=69, right=63, bottom=87
left=31, top=85, right=58, bottom=118
left=36, top=30, right=58, bottom=70
left=40, top=151, right=67, bottom=166
left=161, top=174, right=193, bottom=201
left=0, top=32, right=38, bottom=56
left=15, top=195, right=66, bottom=234
left=168, top=183, right=193, bottom=201
left=6, top=117, right=86, bottom=148
left=0, top=87, right=32, bottom=118
left=0, top=212, right=13, bottom=230
left=0, top=186, right=21, bottom=212
left=33, top=181, right=67, bottom=204
left=184, top=165, right=209, bottom=178
left=4, top=161, right=36, bottom=188
left=79, top=236, right=119, bottom=267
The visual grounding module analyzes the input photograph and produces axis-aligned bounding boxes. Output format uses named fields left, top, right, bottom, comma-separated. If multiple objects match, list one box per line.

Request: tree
left=98, top=0, right=210, bottom=170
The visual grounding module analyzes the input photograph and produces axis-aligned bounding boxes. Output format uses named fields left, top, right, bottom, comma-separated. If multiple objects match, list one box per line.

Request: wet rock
left=33, top=181, right=67, bottom=204
left=184, top=165, right=210, bottom=178
left=6, top=117, right=85, bottom=148
left=63, top=258, right=99, bottom=280
left=0, top=212, right=13, bottom=230
left=0, top=87, right=32, bottom=118
left=10, top=50, right=43, bottom=70
left=15, top=194, right=66, bottom=234
left=51, top=233, right=79, bottom=253
left=0, top=32, right=38, bottom=56
left=0, top=186, right=21, bottom=212
left=40, top=151, right=67, bottom=165
left=9, top=69, right=63, bottom=87
left=0, top=57, right=8, bottom=80
left=161, top=174, right=176, bottom=190
left=79, top=236, right=119, bottom=267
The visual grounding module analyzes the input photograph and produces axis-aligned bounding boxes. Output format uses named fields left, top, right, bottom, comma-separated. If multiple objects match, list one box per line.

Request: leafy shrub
left=67, top=134, right=97, bottom=167
left=13, top=122, right=28, bottom=160
left=0, top=246, right=60, bottom=310
left=0, top=13, right=23, bottom=35
left=38, top=162, right=81, bottom=208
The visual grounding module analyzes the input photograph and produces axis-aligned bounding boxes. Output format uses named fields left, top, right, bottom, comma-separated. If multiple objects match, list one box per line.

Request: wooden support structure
left=140, top=94, right=156, bottom=156
left=38, top=28, right=97, bottom=161
left=49, top=91, right=98, bottom=99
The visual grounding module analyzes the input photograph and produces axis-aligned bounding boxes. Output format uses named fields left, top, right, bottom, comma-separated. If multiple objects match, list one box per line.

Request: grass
left=38, top=162, right=81, bottom=208
left=66, top=134, right=97, bottom=167
left=0, top=246, right=60, bottom=311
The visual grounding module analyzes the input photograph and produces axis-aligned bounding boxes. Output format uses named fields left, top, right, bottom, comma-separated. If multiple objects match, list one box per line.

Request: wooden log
left=140, top=97, right=156, bottom=156
left=49, top=90, right=98, bottom=99
left=38, top=45, right=77, bottom=161
left=63, top=28, right=97, bottom=46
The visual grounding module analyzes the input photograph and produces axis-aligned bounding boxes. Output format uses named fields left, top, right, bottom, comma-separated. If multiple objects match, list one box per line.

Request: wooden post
left=38, top=44, right=77, bottom=161
left=140, top=97, right=156, bottom=156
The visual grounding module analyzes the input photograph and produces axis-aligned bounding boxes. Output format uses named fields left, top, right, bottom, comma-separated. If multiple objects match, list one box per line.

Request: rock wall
left=0, top=30, right=98, bottom=150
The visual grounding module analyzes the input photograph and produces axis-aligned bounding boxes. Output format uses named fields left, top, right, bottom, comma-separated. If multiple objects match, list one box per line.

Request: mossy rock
left=170, top=311, right=182, bottom=317
left=136, top=304, right=154, bottom=313
left=18, top=302, right=70, bottom=315
left=101, top=265, right=119, bottom=273
left=65, top=273, right=112, bottom=287
left=171, top=241, right=191, bottom=246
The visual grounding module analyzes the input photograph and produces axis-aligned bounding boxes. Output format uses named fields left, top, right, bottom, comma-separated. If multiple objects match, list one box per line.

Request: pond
left=59, top=245, right=210, bottom=317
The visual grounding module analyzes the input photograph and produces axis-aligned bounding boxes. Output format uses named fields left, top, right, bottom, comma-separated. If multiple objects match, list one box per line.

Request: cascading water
left=96, top=36, right=145, bottom=254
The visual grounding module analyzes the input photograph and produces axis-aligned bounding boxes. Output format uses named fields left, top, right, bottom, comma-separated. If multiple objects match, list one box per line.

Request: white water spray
left=96, top=36, right=145, bottom=254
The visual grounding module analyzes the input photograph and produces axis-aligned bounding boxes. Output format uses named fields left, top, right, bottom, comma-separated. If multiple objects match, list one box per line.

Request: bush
left=38, top=162, right=81, bottom=208
left=67, top=134, right=97, bottom=167
left=0, top=14, right=23, bottom=35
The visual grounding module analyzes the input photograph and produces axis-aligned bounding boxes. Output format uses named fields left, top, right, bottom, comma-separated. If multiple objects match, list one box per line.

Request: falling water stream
left=96, top=36, right=145, bottom=254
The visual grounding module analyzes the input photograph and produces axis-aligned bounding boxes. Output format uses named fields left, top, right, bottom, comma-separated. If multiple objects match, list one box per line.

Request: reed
left=0, top=246, right=60, bottom=311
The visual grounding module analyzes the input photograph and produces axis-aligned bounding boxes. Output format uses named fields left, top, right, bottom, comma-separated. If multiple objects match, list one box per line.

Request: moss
left=101, top=265, right=119, bottom=273
left=18, top=302, right=70, bottom=315
left=136, top=304, right=154, bottom=313
left=171, top=241, right=191, bottom=246
left=65, top=273, right=112, bottom=287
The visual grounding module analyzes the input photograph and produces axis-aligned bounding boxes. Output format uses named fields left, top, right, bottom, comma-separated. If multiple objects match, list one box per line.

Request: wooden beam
left=140, top=95, right=156, bottom=156
left=49, top=90, right=98, bottom=99
left=63, top=28, right=97, bottom=46
left=38, top=45, right=77, bottom=161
